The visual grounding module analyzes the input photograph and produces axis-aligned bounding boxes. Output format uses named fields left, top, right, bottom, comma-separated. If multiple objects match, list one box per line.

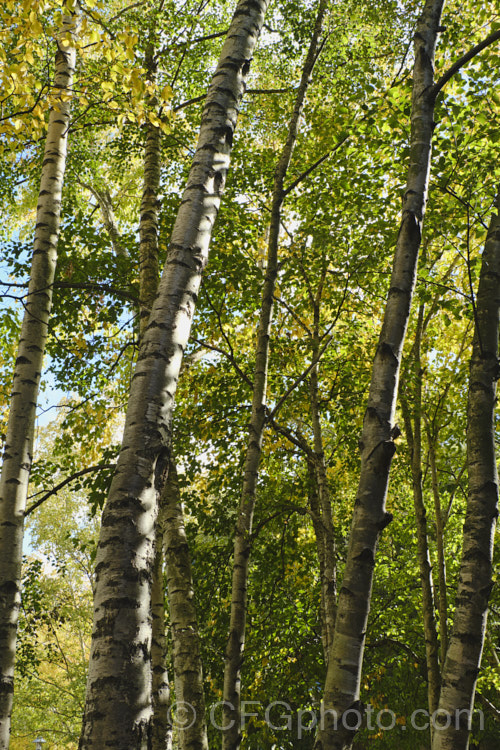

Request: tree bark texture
left=431, top=190, right=500, bottom=750
left=222, top=5, right=326, bottom=747
left=79, top=3, right=269, bottom=748
left=151, top=510, right=172, bottom=750
left=314, top=2, right=445, bottom=748
left=136, top=40, right=169, bottom=748
left=0, top=13, right=78, bottom=749
left=139, top=46, right=162, bottom=337
left=163, top=463, right=208, bottom=750
left=401, top=307, right=440, bottom=718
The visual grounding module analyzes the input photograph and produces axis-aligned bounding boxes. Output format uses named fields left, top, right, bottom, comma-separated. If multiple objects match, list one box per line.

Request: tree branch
left=25, top=464, right=114, bottom=516
left=431, top=28, right=500, bottom=98
left=368, top=637, right=421, bottom=663
left=54, top=281, right=138, bottom=304
left=192, top=338, right=252, bottom=387
left=173, top=87, right=290, bottom=112
left=476, top=692, right=500, bottom=723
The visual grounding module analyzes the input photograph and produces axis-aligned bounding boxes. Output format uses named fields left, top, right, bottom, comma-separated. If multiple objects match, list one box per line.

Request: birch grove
left=0, top=1, right=499, bottom=749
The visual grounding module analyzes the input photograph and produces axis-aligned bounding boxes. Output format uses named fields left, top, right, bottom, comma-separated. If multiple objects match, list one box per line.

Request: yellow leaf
left=160, top=84, right=173, bottom=102
left=148, top=112, right=161, bottom=127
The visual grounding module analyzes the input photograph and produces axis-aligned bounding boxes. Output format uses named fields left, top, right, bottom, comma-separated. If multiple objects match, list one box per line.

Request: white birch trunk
left=314, top=2, right=445, bottom=748
left=139, top=46, right=162, bottom=337
left=151, top=513, right=172, bottom=750
left=79, top=3, right=269, bottom=747
left=431, top=190, right=500, bottom=750
left=0, top=13, right=78, bottom=748
left=222, top=5, right=326, bottom=746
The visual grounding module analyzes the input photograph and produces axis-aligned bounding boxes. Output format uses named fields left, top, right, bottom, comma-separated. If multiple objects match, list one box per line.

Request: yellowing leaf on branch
left=31, top=18, right=43, bottom=36
left=148, top=112, right=161, bottom=128
left=160, top=84, right=173, bottom=102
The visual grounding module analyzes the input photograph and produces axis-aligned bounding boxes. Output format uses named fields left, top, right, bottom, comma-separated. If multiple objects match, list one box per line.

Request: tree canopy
left=0, top=0, right=500, bottom=749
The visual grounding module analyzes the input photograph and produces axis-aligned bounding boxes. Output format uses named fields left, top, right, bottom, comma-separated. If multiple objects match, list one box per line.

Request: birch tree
left=313, top=1, right=446, bottom=746
left=151, top=496, right=172, bottom=750
left=222, top=5, right=326, bottom=745
left=0, top=9, right=79, bottom=748
left=401, top=306, right=441, bottom=718
left=432, top=190, right=500, bottom=750
left=314, top=4, right=500, bottom=746
left=79, top=2, right=269, bottom=747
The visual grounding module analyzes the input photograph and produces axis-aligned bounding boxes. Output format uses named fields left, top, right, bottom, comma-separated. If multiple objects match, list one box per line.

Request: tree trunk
left=309, top=287, right=337, bottom=663
left=137, top=39, right=171, bottom=748
left=80, top=182, right=127, bottom=258
left=313, top=2, right=445, bottom=748
left=139, top=45, right=162, bottom=338
left=431, top=190, right=500, bottom=750
left=306, top=456, right=331, bottom=661
left=427, top=431, right=448, bottom=664
left=0, top=13, right=78, bottom=749
left=222, top=5, right=326, bottom=746
left=163, top=463, right=208, bottom=750
left=401, top=306, right=440, bottom=719
left=151, top=508, right=172, bottom=750
left=79, top=3, right=269, bottom=747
